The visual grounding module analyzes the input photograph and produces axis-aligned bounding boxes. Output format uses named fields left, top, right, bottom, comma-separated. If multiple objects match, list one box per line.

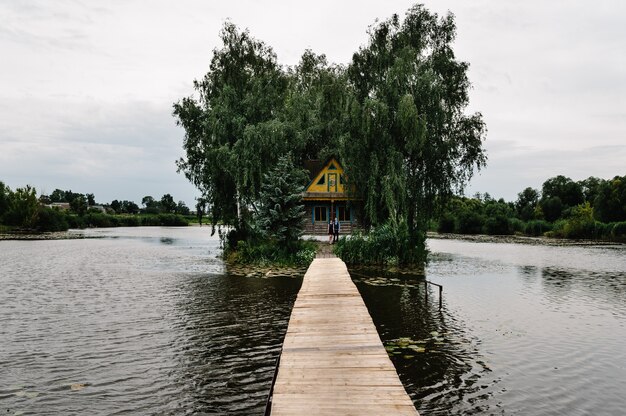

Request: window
left=328, top=162, right=337, bottom=170
left=339, top=174, right=344, bottom=185
left=337, top=206, right=350, bottom=221
left=314, top=206, right=327, bottom=222
left=316, top=175, right=325, bottom=185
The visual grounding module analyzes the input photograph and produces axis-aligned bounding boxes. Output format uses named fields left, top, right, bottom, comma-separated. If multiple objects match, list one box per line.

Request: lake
left=354, top=238, right=626, bottom=415
left=1, top=228, right=625, bottom=415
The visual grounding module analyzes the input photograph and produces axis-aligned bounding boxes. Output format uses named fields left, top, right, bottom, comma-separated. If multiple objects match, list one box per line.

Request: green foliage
left=0, top=181, right=10, bottom=223
left=4, top=185, right=39, bottom=228
left=67, top=213, right=188, bottom=228
left=333, top=220, right=427, bottom=266
left=542, top=175, right=584, bottom=208
left=562, top=202, right=596, bottom=239
left=455, top=209, right=484, bottom=234
left=111, top=200, right=140, bottom=214
left=227, top=239, right=316, bottom=267
left=483, top=215, right=512, bottom=235
left=142, top=195, right=161, bottom=214
left=612, top=222, right=626, bottom=239
left=540, top=196, right=564, bottom=222
left=516, top=187, right=539, bottom=221
left=524, top=220, right=552, bottom=236
left=160, top=194, right=176, bottom=213
left=176, top=201, right=190, bottom=215
left=70, top=194, right=88, bottom=215
left=437, top=212, right=455, bottom=233
left=341, top=6, right=486, bottom=239
left=36, top=207, right=69, bottom=232
left=174, top=8, right=485, bottom=265
left=174, top=22, right=291, bottom=227
left=593, top=176, right=626, bottom=223
left=257, top=155, right=308, bottom=251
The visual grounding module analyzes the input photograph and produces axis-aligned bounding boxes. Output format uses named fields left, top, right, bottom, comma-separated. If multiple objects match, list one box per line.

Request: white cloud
left=1, top=0, right=625, bottom=206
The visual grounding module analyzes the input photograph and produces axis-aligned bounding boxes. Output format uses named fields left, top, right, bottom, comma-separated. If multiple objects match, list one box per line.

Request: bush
left=437, top=212, right=455, bottom=233
left=84, top=212, right=119, bottom=227
left=563, top=202, right=595, bottom=239
left=612, top=222, right=626, bottom=239
left=455, top=210, right=484, bottom=234
left=483, top=215, right=512, bottom=235
left=509, top=218, right=525, bottom=234
left=227, top=238, right=316, bottom=267
left=524, top=220, right=552, bottom=236
left=594, top=222, right=614, bottom=239
left=140, top=214, right=188, bottom=226
left=333, top=220, right=427, bottom=266
left=36, top=207, right=69, bottom=232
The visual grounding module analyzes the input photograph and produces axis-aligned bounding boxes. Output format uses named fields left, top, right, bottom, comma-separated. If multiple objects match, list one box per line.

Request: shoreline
left=427, top=231, right=625, bottom=246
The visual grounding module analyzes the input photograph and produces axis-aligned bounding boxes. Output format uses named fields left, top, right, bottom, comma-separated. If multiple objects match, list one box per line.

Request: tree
left=160, top=194, right=176, bottom=214
left=594, top=176, right=626, bottom=222
left=142, top=195, right=155, bottom=207
left=541, top=175, right=583, bottom=209
left=196, top=197, right=207, bottom=225
left=49, top=189, right=66, bottom=203
left=5, top=185, right=39, bottom=228
left=122, top=201, right=140, bottom=214
left=257, top=155, right=307, bottom=251
left=70, top=195, right=88, bottom=215
left=541, top=196, right=563, bottom=222
left=174, top=22, right=291, bottom=227
left=340, top=6, right=486, bottom=261
left=110, top=199, right=122, bottom=213
left=284, top=50, right=347, bottom=162
left=579, top=176, right=604, bottom=204
left=0, top=181, right=10, bottom=222
left=516, top=187, right=539, bottom=221
left=86, top=193, right=96, bottom=206
left=142, top=195, right=160, bottom=214
left=176, top=201, right=190, bottom=216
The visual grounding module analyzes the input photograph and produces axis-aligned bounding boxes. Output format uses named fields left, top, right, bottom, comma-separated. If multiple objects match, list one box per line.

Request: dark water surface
left=3, top=229, right=626, bottom=415
left=0, top=227, right=301, bottom=415
left=354, top=239, right=626, bottom=416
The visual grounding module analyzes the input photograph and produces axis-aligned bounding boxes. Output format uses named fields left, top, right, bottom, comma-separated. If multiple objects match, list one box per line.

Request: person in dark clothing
left=333, top=217, right=340, bottom=243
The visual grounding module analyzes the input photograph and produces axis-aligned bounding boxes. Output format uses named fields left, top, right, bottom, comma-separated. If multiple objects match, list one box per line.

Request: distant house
left=302, top=157, right=358, bottom=234
left=48, top=202, right=71, bottom=211
left=88, top=205, right=106, bottom=213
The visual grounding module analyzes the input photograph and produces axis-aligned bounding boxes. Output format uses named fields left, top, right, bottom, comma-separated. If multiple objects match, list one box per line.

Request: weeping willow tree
left=339, top=5, right=487, bottom=263
left=173, top=22, right=293, bottom=226
left=174, top=5, right=486, bottom=265
left=173, top=23, right=345, bottom=230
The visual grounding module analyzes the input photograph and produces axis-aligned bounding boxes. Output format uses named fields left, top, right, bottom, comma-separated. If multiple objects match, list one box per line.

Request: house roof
left=304, top=156, right=342, bottom=181
left=303, top=159, right=324, bottom=181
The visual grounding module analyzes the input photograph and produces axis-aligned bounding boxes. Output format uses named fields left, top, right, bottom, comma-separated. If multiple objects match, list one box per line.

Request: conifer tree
left=257, top=155, right=307, bottom=251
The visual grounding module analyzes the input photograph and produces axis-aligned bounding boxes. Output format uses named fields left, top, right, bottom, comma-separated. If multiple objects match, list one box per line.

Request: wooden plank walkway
left=270, top=257, right=419, bottom=415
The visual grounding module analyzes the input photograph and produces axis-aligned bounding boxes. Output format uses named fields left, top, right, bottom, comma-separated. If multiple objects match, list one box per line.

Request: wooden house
left=302, top=157, right=357, bottom=234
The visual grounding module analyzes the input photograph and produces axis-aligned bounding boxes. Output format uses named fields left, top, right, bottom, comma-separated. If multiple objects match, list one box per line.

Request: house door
left=328, top=173, right=337, bottom=192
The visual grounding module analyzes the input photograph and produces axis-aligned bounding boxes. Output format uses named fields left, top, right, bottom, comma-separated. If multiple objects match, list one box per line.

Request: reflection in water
left=173, top=273, right=301, bottom=414
left=353, top=270, right=495, bottom=415
left=356, top=239, right=626, bottom=416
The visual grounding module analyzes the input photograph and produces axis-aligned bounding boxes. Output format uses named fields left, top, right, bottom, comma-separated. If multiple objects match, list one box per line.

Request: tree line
left=437, top=174, right=626, bottom=240
left=0, top=181, right=195, bottom=232
left=174, top=4, right=486, bottom=266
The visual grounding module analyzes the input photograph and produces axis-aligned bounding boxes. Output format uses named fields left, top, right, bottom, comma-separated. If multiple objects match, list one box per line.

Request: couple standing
left=328, top=217, right=340, bottom=244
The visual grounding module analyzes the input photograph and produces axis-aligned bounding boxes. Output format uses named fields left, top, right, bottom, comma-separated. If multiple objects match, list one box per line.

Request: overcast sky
left=1, top=0, right=624, bottom=207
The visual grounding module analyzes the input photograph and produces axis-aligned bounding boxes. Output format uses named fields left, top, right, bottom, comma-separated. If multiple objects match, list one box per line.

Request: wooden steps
left=270, top=258, right=419, bottom=415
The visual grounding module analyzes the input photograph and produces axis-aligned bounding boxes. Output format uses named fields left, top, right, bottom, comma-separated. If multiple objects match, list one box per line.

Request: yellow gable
left=305, top=158, right=346, bottom=194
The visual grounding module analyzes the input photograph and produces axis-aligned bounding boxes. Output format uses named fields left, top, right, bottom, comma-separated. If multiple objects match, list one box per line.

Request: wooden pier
left=269, top=256, right=419, bottom=415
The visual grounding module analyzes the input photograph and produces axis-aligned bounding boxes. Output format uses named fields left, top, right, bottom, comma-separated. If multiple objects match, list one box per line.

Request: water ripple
left=0, top=227, right=301, bottom=415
